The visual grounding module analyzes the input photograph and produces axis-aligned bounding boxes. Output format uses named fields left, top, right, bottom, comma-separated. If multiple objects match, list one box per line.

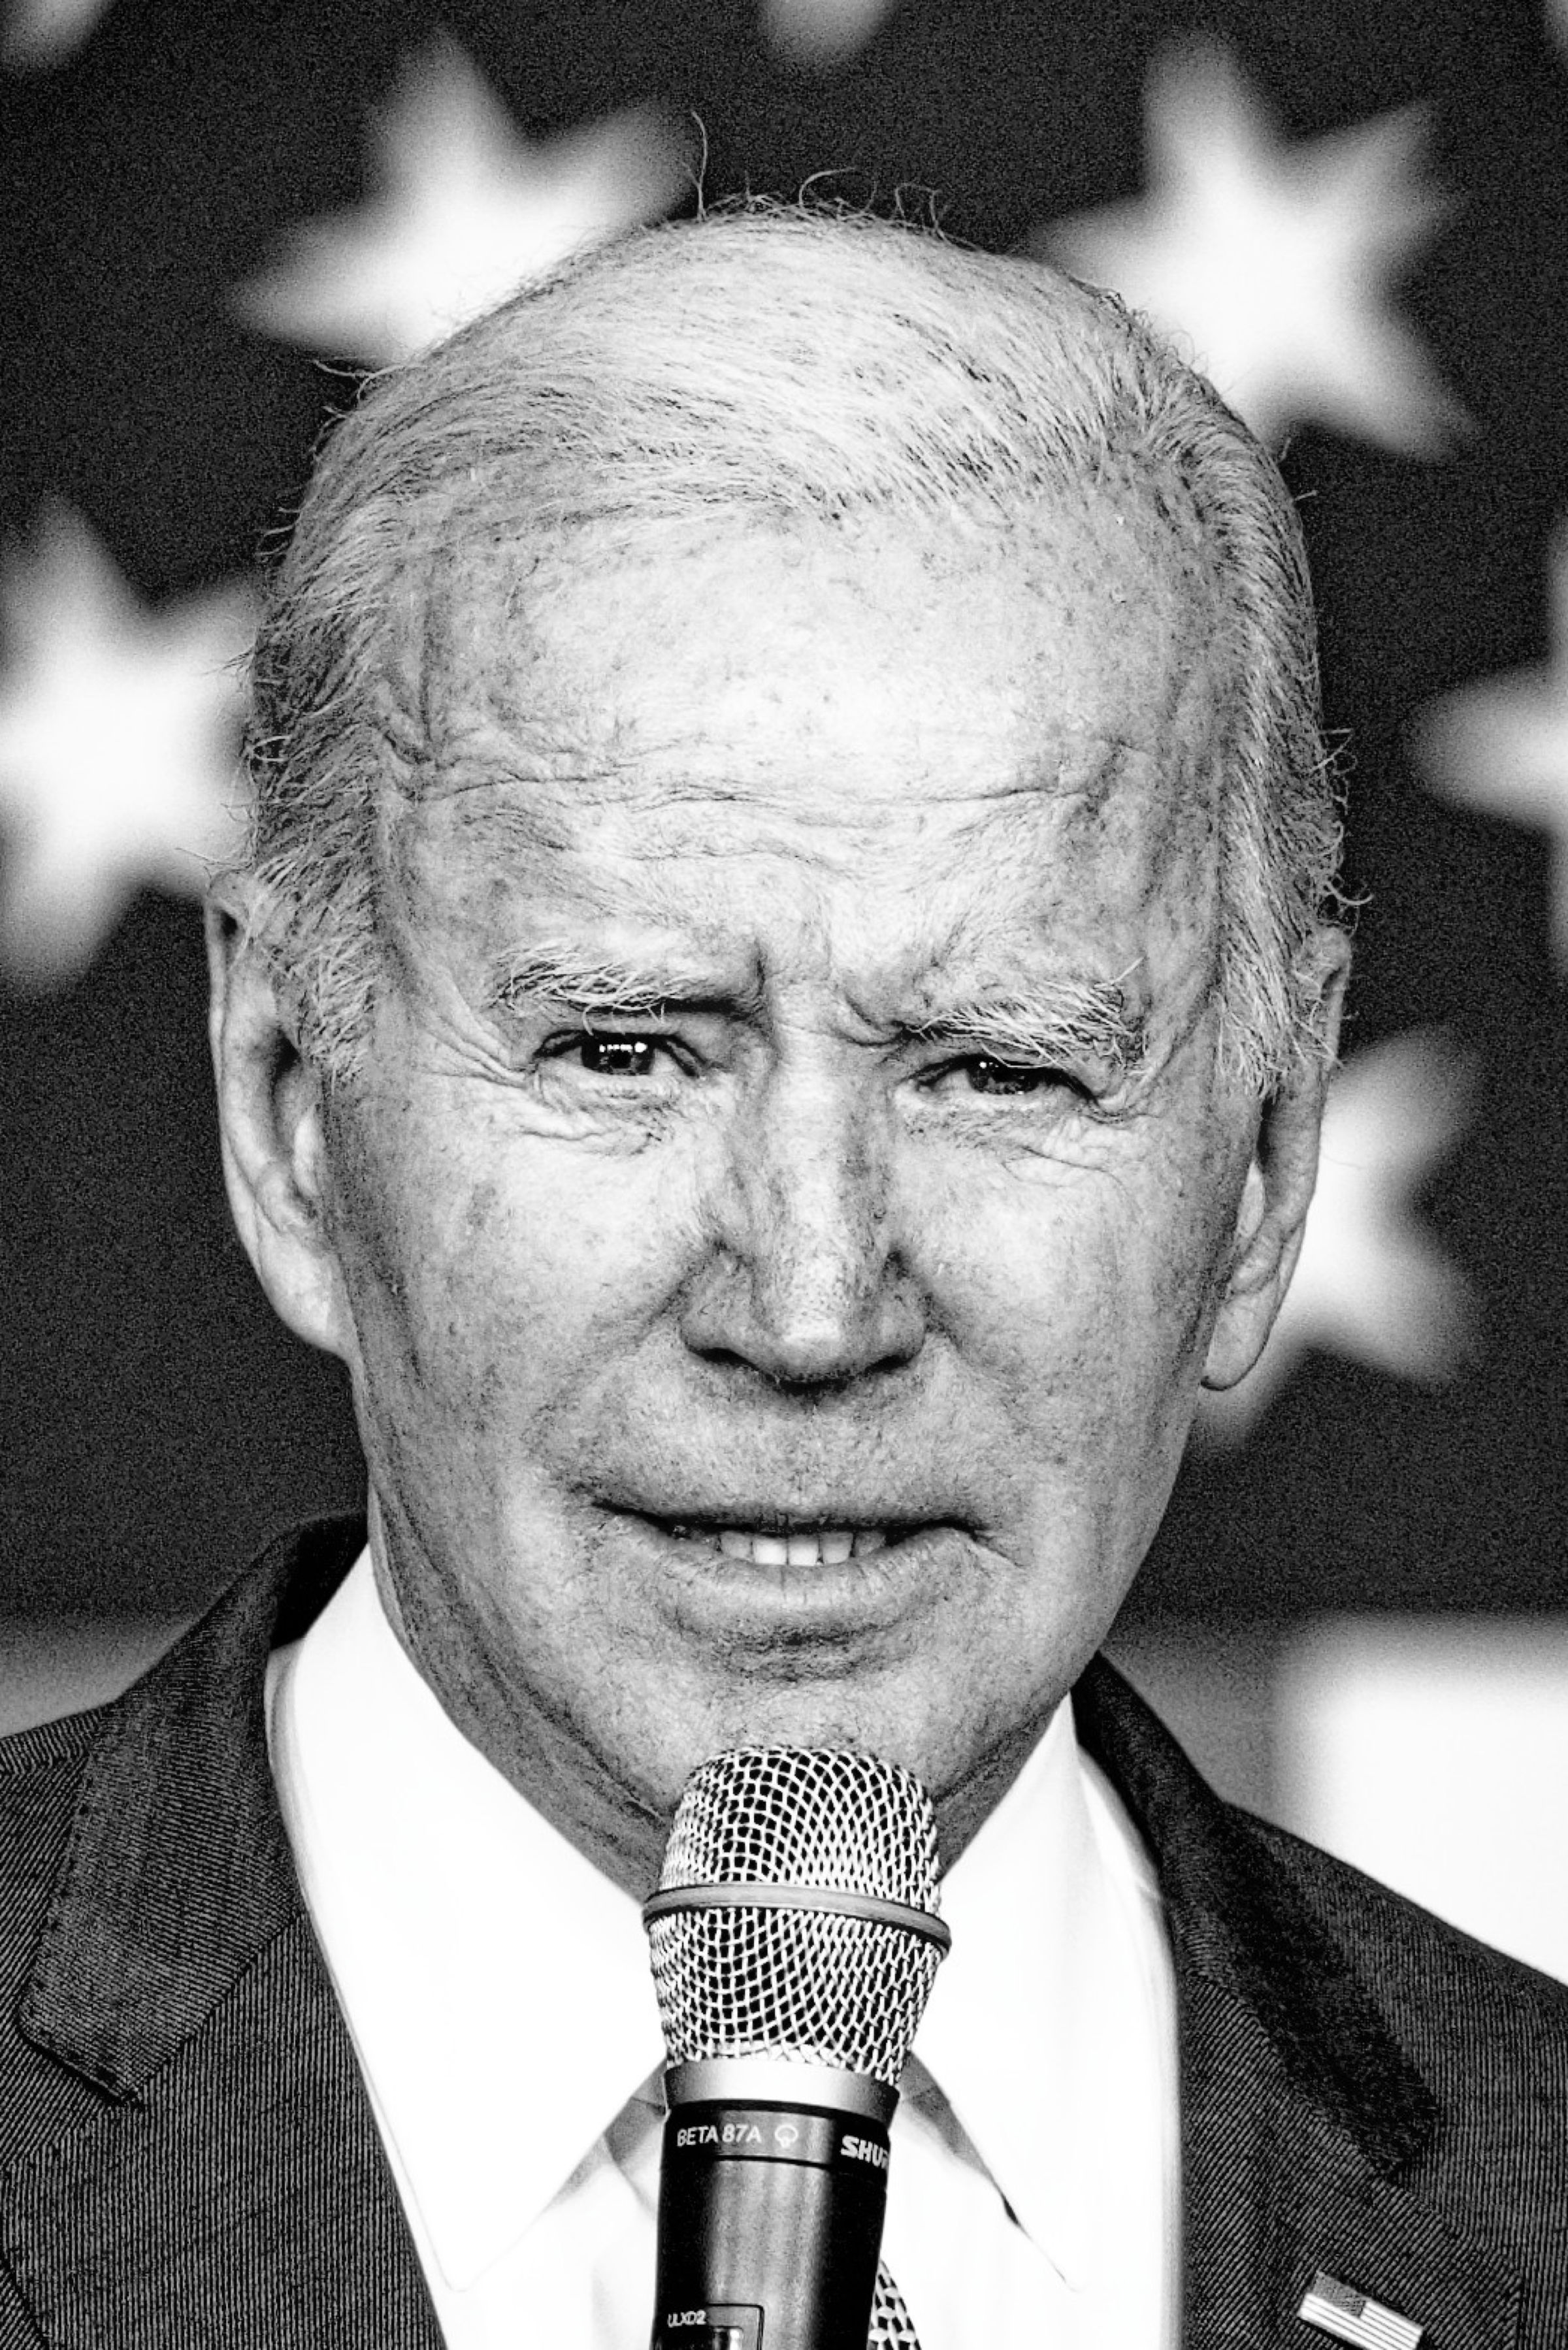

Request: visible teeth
left=721, top=1531, right=789, bottom=1566
left=714, top=1527, right=887, bottom=1565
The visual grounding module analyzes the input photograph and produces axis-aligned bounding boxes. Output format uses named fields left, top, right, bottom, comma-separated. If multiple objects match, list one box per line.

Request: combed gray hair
left=240, top=201, right=1343, bottom=1090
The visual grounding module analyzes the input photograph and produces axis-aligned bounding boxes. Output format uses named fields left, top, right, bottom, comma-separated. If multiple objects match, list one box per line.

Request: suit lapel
left=1076, top=1658, right=1520, bottom=2350
left=0, top=1529, right=1527, bottom=2348
left=1175, top=1965, right=1517, bottom=2350
left=1, top=1516, right=444, bottom=2349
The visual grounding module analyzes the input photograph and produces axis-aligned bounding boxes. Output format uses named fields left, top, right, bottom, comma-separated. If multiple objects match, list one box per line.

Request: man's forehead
left=373, top=489, right=1231, bottom=1020
left=396, top=774, right=1210, bottom=1049
left=389, top=485, right=1226, bottom=782
left=391, top=751, right=1217, bottom=1015
left=410, top=728, right=1174, bottom=853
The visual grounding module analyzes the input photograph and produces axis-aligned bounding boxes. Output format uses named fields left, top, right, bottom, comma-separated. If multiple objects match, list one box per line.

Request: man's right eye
left=547, top=1034, right=664, bottom=1079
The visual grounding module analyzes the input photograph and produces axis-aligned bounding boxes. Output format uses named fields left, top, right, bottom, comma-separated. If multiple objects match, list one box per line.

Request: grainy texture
left=0, top=1514, right=1563, bottom=2346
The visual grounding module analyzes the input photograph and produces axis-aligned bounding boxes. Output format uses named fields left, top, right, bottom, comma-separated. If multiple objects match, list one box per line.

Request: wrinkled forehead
left=370, top=481, right=1233, bottom=906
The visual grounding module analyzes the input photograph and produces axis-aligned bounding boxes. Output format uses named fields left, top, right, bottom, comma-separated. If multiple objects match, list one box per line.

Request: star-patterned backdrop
left=4, top=0, right=1568, bottom=1952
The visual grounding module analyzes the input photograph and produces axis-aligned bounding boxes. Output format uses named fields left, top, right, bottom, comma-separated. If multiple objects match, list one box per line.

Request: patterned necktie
left=868, top=2260, right=923, bottom=2349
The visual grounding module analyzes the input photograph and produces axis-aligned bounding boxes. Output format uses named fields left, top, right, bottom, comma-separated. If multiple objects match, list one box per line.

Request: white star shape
left=0, top=508, right=255, bottom=985
left=1034, top=37, right=1460, bottom=452
left=236, top=39, right=689, bottom=366
left=2, top=0, right=111, bottom=71
left=1415, top=524, right=1568, bottom=961
left=1196, top=1030, right=1474, bottom=1443
left=759, top=0, right=901, bottom=67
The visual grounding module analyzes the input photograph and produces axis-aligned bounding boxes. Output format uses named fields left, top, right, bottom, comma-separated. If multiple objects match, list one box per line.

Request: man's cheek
left=376, top=1210, right=642, bottom=1439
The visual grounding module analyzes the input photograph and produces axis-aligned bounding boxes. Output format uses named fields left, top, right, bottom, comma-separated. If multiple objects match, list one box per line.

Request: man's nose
left=679, top=1062, right=926, bottom=1388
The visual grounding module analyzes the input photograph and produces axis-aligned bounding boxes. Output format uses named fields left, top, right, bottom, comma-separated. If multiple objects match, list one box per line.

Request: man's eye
left=958, top=1056, right=1077, bottom=1098
left=550, top=1034, right=666, bottom=1079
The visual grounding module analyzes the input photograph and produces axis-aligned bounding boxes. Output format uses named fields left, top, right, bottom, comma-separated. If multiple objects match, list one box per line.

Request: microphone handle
left=650, top=2098, right=891, bottom=2350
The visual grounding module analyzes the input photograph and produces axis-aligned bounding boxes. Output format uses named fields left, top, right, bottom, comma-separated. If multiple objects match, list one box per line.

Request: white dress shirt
left=265, top=1552, right=1180, bottom=2349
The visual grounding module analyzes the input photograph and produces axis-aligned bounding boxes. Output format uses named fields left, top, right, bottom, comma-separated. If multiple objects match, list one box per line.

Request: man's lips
left=657, top=1520, right=894, bottom=1566
left=599, top=1495, right=968, bottom=1533
left=613, top=1507, right=964, bottom=1571
left=591, top=1507, right=987, bottom=1650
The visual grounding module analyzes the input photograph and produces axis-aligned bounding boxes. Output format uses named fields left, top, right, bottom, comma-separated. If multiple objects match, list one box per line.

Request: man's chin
left=605, top=1652, right=1059, bottom=1850
left=561, top=1505, right=1080, bottom=1826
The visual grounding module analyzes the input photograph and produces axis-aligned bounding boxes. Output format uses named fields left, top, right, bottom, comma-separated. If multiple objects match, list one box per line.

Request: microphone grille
left=647, top=1747, right=946, bottom=2087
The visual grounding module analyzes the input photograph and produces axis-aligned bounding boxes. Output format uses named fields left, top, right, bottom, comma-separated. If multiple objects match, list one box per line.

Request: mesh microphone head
left=646, top=1747, right=947, bottom=2087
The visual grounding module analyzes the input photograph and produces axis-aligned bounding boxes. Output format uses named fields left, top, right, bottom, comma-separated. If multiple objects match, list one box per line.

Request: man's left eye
left=960, top=1056, right=1078, bottom=1097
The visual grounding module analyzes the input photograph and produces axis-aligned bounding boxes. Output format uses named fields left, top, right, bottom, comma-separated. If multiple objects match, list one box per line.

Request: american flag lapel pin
left=1298, top=2270, right=1424, bottom=2350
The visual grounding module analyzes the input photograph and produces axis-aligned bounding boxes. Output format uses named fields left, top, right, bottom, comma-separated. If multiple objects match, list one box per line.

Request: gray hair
left=239, top=201, right=1343, bottom=1090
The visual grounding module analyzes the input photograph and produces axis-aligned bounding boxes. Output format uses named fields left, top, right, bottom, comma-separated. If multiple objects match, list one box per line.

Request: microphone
left=642, top=1747, right=951, bottom=2350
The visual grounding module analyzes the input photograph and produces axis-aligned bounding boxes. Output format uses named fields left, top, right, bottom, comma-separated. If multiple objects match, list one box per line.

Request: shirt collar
left=269, top=1548, right=1166, bottom=2299
left=915, top=1696, right=1166, bottom=2291
left=267, top=1550, right=666, bottom=2291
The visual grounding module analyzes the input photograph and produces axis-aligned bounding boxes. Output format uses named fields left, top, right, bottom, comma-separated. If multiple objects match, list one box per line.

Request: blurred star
left=237, top=39, right=689, bottom=365
left=1416, top=525, right=1568, bottom=960
left=0, top=508, right=254, bottom=985
left=1036, top=37, right=1460, bottom=452
left=759, top=0, right=900, bottom=67
left=1197, top=1030, right=1473, bottom=1443
left=1, top=0, right=110, bottom=71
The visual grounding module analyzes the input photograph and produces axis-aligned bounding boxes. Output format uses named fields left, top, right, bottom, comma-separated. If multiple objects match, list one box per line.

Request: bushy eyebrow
left=903, top=982, right=1146, bottom=1077
left=492, top=949, right=1145, bottom=1075
left=491, top=945, right=760, bottom=1020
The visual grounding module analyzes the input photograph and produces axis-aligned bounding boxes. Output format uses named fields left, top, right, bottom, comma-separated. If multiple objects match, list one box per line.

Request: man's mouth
left=660, top=1522, right=892, bottom=1567
left=613, top=1509, right=976, bottom=1642
left=626, top=1509, right=953, bottom=1569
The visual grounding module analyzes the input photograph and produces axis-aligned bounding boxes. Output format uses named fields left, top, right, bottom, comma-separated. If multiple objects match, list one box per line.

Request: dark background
left=3, top=0, right=1566, bottom=1652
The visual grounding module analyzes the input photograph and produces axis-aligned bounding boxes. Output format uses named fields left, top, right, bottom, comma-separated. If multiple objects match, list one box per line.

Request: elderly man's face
left=216, top=495, right=1337, bottom=1884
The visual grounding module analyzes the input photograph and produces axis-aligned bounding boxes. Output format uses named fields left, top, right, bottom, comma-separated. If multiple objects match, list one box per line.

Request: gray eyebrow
left=493, top=950, right=1145, bottom=1075
left=491, top=945, right=761, bottom=1019
left=902, top=982, right=1147, bottom=1077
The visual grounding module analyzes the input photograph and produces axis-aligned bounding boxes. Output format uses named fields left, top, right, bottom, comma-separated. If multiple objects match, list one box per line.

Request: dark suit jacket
left=1, top=1514, right=1565, bottom=2347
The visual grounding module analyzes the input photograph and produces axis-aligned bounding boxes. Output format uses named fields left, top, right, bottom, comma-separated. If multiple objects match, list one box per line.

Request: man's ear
left=1202, top=930, right=1352, bottom=1392
left=204, top=880, right=357, bottom=1365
